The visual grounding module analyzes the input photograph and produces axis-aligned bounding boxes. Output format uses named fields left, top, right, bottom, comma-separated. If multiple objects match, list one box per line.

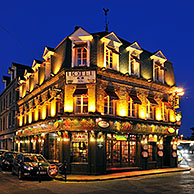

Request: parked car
left=0, top=150, right=8, bottom=157
left=12, top=153, right=58, bottom=179
left=0, top=151, right=19, bottom=170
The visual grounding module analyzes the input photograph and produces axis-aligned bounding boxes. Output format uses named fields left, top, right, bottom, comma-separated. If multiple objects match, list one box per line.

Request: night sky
left=0, top=0, right=193, bottom=137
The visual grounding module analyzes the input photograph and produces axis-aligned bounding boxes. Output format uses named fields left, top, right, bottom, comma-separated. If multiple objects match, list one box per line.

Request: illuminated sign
left=66, top=70, right=96, bottom=84
left=98, top=121, right=110, bottom=128
left=116, top=135, right=127, bottom=141
left=158, top=151, right=163, bottom=157
left=71, top=132, right=88, bottom=142
left=48, top=165, right=59, bottom=177
left=142, top=151, right=148, bottom=158
left=168, top=127, right=175, bottom=134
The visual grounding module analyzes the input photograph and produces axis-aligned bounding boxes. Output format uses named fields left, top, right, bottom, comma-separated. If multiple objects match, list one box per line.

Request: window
left=162, top=103, right=168, bottom=121
left=148, top=143, right=156, bottom=161
left=154, top=62, right=164, bottom=82
left=130, top=53, right=140, bottom=76
left=130, top=141, right=136, bottom=165
left=75, top=47, right=87, bottom=66
left=147, top=100, right=154, bottom=119
left=128, top=98, right=136, bottom=117
left=106, top=48, right=113, bottom=68
left=71, top=132, right=88, bottom=163
left=75, top=95, right=88, bottom=113
left=73, top=42, right=89, bottom=67
left=104, top=96, right=116, bottom=115
left=148, top=144, right=153, bottom=160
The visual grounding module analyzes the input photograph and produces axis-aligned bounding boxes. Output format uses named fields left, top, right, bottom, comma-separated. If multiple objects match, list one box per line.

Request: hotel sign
left=66, top=70, right=96, bottom=84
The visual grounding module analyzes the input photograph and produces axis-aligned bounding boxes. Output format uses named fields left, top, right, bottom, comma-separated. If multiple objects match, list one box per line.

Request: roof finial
left=103, top=8, right=109, bottom=32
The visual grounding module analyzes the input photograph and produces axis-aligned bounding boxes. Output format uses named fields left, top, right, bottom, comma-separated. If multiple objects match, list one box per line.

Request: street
left=1, top=153, right=194, bottom=194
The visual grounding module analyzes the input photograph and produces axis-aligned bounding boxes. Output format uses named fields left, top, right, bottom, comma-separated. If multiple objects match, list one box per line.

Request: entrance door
left=106, top=134, right=129, bottom=168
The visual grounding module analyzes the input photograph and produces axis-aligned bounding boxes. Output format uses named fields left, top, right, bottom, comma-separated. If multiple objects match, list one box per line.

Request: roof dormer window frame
left=126, top=42, right=143, bottom=77
left=69, top=27, right=93, bottom=68
left=101, top=32, right=122, bottom=71
left=150, top=50, right=167, bottom=84
left=71, top=40, right=90, bottom=68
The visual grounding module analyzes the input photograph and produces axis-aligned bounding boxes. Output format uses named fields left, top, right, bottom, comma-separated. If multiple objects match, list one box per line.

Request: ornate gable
left=32, top=59, right=42, bottom=71
left=43, top=46, right=54, bottom=60
left=101, top=32, right=122, bottom=47
left=69, top=27, right=93, bottom=41
left=126, top=42, right=143, bottom=54
left=150, top=50, right=167, bottom=62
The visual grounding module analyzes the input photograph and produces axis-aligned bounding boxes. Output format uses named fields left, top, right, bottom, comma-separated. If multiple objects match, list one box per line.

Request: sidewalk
left=54, top=167, right=191, bottom=182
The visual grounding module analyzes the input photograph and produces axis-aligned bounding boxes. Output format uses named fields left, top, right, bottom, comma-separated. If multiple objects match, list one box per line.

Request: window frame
left=147, top=100, right=154, bottom=120
left=129, top=52, right=140, bottom=77
left=104, top=44, right=119, bottom=71
left=153, top=61, right=165, bottom=83
left=74, top=94, right=88, bottom=114
left=128, top=98, right=136, bottom=117
left=104, top=95, right=117, bottom=115
left=72, top=41, right=90, bottom=68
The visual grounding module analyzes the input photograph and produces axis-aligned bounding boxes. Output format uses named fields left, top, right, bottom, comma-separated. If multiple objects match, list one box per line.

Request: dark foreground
left=0, top=152, right=194, bottom=194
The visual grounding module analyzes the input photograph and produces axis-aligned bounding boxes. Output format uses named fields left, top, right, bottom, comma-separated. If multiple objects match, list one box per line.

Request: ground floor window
left=148, top=142, right=156, bottom=161
left=71, top=132, right=88, bottom=163
left=48, top=133, right=60, bottom=161
left=106, top=133, right=137, bottom=168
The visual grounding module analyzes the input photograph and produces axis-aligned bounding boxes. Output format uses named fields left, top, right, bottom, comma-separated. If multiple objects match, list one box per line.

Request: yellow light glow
left=139, top=106, right=146, bottom=119
left=64, top=104, right=73, bottom=112
left=169, top=109, right=176, bottom=122
left=41, top=104, right=47, bottom=120
left=34, top=108, right=39, bottom=121
left=57, top=137, right=61, bottom=142
left=38, top=138, right=41, bottom=143
left=19, top=115, right=23, bottom=126
left=118, top=102, right=128, bottom=116
left=90, top=137, right=95, bottom=142
left=50, top=99, right=56, bottom=117
left=88, top=104, right=95, bottom=112
left=155, top=107, right=162, bottom=121
left=28, top=111, right=32, bottom=124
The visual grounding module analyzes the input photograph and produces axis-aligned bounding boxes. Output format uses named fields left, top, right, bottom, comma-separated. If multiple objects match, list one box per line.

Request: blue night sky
left=0, top=0, right=193, bottom=137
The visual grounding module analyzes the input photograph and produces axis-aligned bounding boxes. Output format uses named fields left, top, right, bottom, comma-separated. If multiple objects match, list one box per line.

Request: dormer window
left=106, top=47, right=113, bottom=68
left=69, top=27, right=93, bottom=68
left=130, top=51, right=140, bottom=76
left=150, top=50, right=167, bottom=83
left=154, top=61, right=165, bottom=82
left=126, top=42, right=143, bottom=77
left=101, top=32, right=122, bottom=71
left=73, top=42, right=88, bottom=67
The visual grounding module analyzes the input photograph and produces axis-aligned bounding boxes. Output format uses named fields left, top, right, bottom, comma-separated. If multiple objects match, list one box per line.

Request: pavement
left=54, top=167, right=191, bottom=182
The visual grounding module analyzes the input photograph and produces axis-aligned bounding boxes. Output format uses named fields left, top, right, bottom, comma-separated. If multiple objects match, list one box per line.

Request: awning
left=147, top=96, right=158, bottom=105
left=73, top=89, right=88, bottom=97
left=105, top=89, right=119, bottom=100
left=162, top=98, right=172, bottom=107
left=106, top=45, right=121, bottom=55
left=129, top=93, right=142, bottom=104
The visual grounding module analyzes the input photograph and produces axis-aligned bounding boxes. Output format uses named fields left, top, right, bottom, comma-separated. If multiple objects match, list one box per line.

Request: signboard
left=71, top=132, right=88, bottom=142
left=66, top=70, right=96, bottom=84
left=158, top=151, right=163, bottom=157
left=98, top=121, right=110, bottom=128
left=116, top=135, right=127, bottom=141
left=142, top=151, right=148, bottom=158
left=168, top=128, right=175, bottom=134
left=48, top=165, right=59, bottom=177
